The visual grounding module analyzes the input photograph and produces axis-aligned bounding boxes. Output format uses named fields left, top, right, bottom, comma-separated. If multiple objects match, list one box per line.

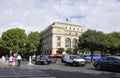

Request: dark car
left=84, top=54, right=101, bottom=62
left=35, top=55, right=51, bottom=65
left=93, top=56, right=120, bottom=71
left=48, top=56, right=56, bottom=63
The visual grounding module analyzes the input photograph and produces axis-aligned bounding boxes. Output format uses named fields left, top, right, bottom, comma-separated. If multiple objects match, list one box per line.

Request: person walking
left=1, top=55, right=6, bottom=65
left=5, top=55, right=9, bottom=66
left=12, top=56, right=16, bottom=66
left=9, top=55, right=13, bottom=66
left=16, top=54, right=22, bottom=67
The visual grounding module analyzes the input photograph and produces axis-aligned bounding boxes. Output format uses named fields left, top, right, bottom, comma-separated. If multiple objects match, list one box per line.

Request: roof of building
left=41, top=21, right=85, bottom=34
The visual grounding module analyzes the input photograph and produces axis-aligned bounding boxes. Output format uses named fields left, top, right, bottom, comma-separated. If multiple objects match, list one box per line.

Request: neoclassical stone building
left=40, top=21, right=85, bottom=54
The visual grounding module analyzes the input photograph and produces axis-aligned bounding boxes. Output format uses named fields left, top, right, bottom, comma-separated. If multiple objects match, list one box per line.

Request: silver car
left=63, top=55, right=86, bottom=66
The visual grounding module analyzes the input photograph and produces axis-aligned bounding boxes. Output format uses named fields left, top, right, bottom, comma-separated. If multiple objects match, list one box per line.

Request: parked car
left=63, top=55, right=86, bottom=66
left=84, top=54, right=101, bottom=62
left=93, top=56, right=120, bottom=71
left=48, top=56, right=56, bottom=63
left=35, top=55, right=51, bottom=65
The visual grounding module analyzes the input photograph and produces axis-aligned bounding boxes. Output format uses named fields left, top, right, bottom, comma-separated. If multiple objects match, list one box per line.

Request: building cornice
left=41, top=21, right=85, bottom=34
left=52, top=21, right=84, bottom=28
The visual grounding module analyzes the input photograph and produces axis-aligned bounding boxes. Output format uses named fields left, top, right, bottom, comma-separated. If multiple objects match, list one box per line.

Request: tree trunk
left=90, top=50, right=94, bottom=62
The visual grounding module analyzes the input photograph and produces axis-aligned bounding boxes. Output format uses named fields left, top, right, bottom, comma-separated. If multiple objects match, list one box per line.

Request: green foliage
left=1, top=28, right=27, bottom=55
left=66, top=48, right=74, bottom=54
left=106, top=32, right=120, bottom=54
left=0, top=39, right=8, bottom=56
left=27, top=32, right=40, bottom=54
left=57, top=48, right=65, bottom=54
left=78, top=30, right=120, bottom=55
left=78, top=30, right=100, bottom=51
left=0, top=28, right=41, bottom=56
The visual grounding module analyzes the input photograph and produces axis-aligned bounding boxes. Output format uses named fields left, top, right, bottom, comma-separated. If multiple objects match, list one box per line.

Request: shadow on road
left=87, top=67, right=120, bottom=73
left=43, top=69, right=120, bottom=78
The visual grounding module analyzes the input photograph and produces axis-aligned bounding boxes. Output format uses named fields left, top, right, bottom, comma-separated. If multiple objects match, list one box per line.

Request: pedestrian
left=12, top=56, right=16, bottom=66
left=1, top=55, right=6, bottom=65
left=9, top=55, right=13, bottom=66
left=16, top=54, right=22, bottom=67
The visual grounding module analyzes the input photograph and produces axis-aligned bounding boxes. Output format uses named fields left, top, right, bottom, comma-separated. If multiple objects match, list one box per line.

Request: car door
left=111, top=58, right=120, bottom=71
left=107, top=57, right=115, bottom=70
left=104, top=57, right=120, bottom=70
left=100, top=57, right=111, bottom=69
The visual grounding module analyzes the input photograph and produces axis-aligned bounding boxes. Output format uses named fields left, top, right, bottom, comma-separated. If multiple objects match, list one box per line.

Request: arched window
left=65, top=38, right=71, bottom=48
left=72, top=38, right=77, bottom=47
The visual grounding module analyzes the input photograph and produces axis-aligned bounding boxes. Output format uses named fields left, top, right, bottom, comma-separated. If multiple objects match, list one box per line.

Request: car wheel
left=65, top=62, right=68, bottom=66
left=96, top=65, right=101, bottom=70
left=38, top=62, right=41, bottom=65
left=35, top=62, right=37, bottom=65
left=47, top=62, right=50, bottom=65
left=81, top=64, right=85, bottom=67
left=44, top=62, right=48, bottom=65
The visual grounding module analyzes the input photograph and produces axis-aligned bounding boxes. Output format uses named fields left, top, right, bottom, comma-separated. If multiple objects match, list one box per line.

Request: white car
left=63, top=55, right=86, bottom=66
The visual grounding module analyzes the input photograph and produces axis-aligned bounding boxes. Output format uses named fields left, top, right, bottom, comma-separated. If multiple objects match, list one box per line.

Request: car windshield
left=115, top=56, right=120, bottom=60
left=37, top=55, right=48, bottom=59
left=70, top=55, right=81, bottom=59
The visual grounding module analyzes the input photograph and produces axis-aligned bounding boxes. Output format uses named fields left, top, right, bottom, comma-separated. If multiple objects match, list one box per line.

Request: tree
left=73, top=45, right=81, bottom=54
left=57, top=48, right=65, bottom=54
left=27, top=32, right=40, bottom=55
left=78, top=30, right=97, bottom=53
left=1, top=28, right=27, bottom=55
left=78, top=30, right=106, bottom=61
left=78, top=29, right=120, bottom=57
left=0, top=39, right=8, bottom=56
left=66, top=48, right=74, bottom=54
left=107, top=32, right=120, bottom=55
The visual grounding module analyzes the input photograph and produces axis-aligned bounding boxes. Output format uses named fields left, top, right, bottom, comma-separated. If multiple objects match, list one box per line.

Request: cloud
left=0, top=0, right=120, bottom=37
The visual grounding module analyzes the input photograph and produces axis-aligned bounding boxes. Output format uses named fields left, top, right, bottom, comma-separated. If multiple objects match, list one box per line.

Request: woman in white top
left=9, top=55, right=13, bottom=66
left=16, top=54, right=22, bottom=67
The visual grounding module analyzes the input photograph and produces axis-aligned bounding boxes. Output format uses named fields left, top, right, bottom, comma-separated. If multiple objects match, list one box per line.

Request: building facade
left=40, top=21, right=85, bottom=54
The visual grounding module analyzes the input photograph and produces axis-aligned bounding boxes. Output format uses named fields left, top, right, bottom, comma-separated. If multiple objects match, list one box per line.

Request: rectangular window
left=65, top=27, right=67, bottom=29
left=57, top=36, right=61, bottom=41
left=81, top=29, right=83, bottom=31
left=57, top=42, right=61, bottom=47
left=57, top=36, right=61, bottom=48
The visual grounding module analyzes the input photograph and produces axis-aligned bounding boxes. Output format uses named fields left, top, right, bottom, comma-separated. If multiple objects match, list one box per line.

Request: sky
left=0, top=0, right=120, bottom=37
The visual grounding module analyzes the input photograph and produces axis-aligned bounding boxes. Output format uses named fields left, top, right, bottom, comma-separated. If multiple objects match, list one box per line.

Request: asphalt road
left=23, top=61, right=120, bottom=78
left=0, top=68, right=55, bottom=78
left=43, top=70, right=120, bottom=78
left=0, top=61, right=119, bottom=78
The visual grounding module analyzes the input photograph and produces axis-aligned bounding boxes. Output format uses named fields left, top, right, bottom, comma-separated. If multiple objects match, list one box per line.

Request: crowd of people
left=0, top=54, right=22, bottom=67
